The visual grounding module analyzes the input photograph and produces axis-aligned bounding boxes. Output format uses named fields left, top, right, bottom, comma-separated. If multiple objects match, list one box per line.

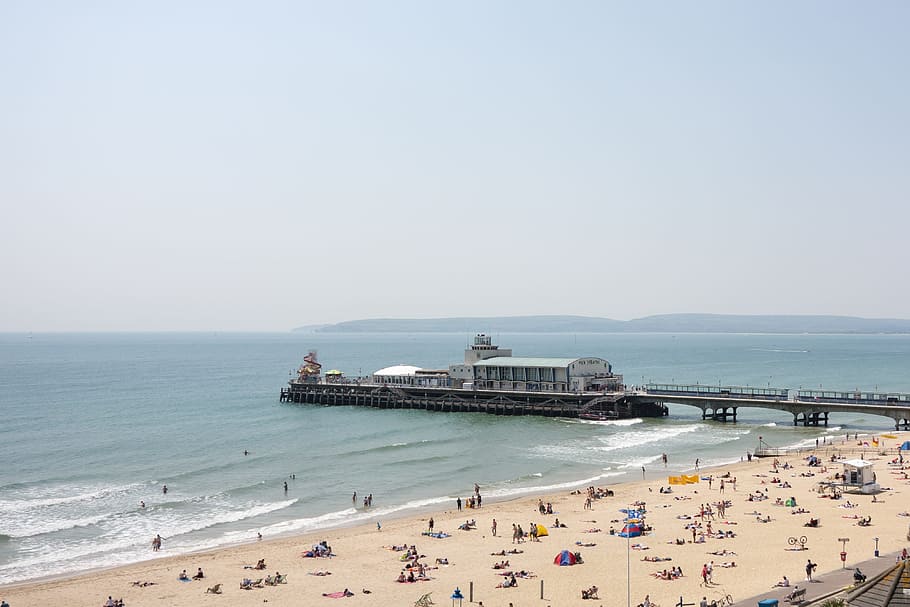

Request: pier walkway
left=631, top=384, right=910, bottom=430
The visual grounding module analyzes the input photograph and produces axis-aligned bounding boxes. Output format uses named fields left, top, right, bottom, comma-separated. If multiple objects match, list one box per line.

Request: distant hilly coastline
left=294, top=314, right=910, bottom=334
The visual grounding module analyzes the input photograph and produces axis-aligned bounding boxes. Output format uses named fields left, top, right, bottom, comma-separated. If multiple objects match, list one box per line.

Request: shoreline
left=0, top=432, right=889, bottom=588
left=4, top=432, right=908, bottom=607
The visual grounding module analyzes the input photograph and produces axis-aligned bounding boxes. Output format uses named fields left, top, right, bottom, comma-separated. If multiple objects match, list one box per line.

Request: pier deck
left=280, top=382, right=668, bottom=419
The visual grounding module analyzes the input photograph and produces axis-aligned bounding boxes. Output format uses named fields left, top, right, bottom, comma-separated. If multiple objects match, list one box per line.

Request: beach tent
left=535, top=524, right=549, bottom=537
left=554, top=550, right=577, bottom=566
left=900, top=441, right=910, bottom=451
left=618, top=523, right=643, bottom=538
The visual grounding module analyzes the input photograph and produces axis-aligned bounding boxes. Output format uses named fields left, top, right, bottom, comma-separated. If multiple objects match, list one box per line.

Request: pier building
left=448, top=334, right=623, bottom=392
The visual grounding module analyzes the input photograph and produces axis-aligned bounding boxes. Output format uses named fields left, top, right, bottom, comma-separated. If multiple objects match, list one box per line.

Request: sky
left=1, top=1, right=908, bottom=331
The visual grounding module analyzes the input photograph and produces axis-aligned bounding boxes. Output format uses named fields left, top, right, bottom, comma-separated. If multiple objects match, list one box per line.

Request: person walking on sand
left=428, top=517, right=434, bottom=533
left=806, top=559, right=816, bottom=581
left=492, top=518, right=497, bottom=536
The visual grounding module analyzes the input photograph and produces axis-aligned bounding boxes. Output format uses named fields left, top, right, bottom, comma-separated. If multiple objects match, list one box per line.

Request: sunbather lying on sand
left=322, top=589, right=354, bottom=598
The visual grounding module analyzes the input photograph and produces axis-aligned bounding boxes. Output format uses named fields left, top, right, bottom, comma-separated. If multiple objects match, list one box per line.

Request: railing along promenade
left=631, top=383, right=910, bottom=429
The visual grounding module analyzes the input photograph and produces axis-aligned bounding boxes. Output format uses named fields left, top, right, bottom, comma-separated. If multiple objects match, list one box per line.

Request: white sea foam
left=592, top=424, right=701, bottom=453
left=1, top=512, right=111, bottom=538
left=570, top=417, right=644, bottom=427
left=0, top=482, right=146, bottom=512
left=618, top=453, right=664, bottom=469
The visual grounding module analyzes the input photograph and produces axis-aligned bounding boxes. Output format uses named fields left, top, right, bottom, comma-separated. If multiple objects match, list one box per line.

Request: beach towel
left=421, top=532, right=450, bottom=538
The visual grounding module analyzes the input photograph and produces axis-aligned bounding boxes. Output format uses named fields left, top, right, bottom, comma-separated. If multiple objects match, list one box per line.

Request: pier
left=280, top=381, right=910, bottom=429
left=630, top=384, right=910, bottom=430
left=280, top=382, right=668, bottom=419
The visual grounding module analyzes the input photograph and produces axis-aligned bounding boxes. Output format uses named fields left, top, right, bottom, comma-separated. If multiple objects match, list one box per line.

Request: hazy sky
left=2, top=2, right=908, bottom=331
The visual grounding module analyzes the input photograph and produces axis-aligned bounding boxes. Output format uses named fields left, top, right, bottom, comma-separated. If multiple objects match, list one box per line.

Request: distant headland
left=294, top=313, right=910, bottom=334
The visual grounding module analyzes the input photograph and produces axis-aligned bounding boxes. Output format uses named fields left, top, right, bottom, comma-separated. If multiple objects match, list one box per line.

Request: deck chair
left=252, top=578, right=264, bottom=588
left=276, top=574, right=288, bottom=584
left=205, top=583, right=223, bottom=594
left=264, top=575, right=276, bottom=586
left=415, top=592, right=435, bottom=607
left=240, top=579, right=253, bottom=590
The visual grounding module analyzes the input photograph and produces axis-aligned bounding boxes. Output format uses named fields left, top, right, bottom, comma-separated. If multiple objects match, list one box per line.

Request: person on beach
left=806, top=559, right=816, bottom=581
left=193, top=568, right=204, bottom=580
left=428, top=517, right=434, bottom=533
left=151, top=534, right=162, bottom=551
left=457, top=497, right=462, bottom=511
left=492, top=518, right=497, bottom=536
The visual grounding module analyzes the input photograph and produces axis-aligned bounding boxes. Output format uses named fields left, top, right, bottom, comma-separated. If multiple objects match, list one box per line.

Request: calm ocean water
left=2, top=332, right=909, bottom=585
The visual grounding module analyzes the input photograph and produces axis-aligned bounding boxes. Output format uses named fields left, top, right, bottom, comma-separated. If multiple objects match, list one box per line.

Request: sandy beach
left=4, top=432, right=909, bottom=607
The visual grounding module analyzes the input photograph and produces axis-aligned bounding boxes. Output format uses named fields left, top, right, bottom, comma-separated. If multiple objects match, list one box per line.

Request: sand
left=4, top=433, right=910, bottom=607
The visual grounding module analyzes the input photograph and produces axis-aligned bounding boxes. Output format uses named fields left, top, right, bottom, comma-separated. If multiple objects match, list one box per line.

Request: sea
left=2, top=331, right=910, bottom=585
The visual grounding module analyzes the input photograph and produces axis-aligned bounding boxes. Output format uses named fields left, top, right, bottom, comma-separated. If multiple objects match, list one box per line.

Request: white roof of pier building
left=474, top=357, right=589, bottom=368
left=373, top=365, right=423, bottom=376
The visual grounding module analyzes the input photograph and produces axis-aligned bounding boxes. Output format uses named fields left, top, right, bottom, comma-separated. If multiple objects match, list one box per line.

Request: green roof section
left=473, top=356, right=594, bottom=368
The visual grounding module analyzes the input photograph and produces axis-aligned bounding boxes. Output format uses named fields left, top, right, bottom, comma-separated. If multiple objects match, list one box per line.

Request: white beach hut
left=841, top=459, right=880, bottom=494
